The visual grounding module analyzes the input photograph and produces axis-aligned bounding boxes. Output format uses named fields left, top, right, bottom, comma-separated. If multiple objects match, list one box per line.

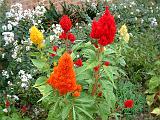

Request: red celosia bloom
left=90, top=6, right=116, bottom=46
left=52, top=46, right=58, bottom=52
left=59, top=15, right=72, bottom=32
left=5, top=100, right=10, bottom=108
left=98, top=92, right=102, bottom=97
left=73, top=91, right=80, bottom=97
left=76, top=85, right=82, bottom=91
left=74, top=58, right=83, bottom=67
left=59, top=32, right=67, bottom=40
left=94, top=65, right=100, bottom=72
left=21, top=106, right=27, bottom=113
left=124, top=99, right=134, bottom=108
left=48, top=52, right=81, bottom=96
left=68, top=32, right=76, bottom=43
left=104, top=61, right=110, bottom=66
left=50, top=53, right=56, bottom=57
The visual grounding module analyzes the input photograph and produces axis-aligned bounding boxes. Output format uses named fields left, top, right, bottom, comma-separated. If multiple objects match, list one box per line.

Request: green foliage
left=146, top=60, right=160, bottom=116
left=116, top=80, right=147, bottom=116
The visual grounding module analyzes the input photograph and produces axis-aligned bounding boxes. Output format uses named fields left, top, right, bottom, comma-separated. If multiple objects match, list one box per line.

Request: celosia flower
left=48, top=52, right=81, bottom=96
left=124, top=99, right=134, bottom=108
left=119, top=24, right=130, bottom=43
left=119, top=24, right=128, bottom=36
left=90, top=6, right=116, bottom=46
left=21, top=106, right=27, bottom=113
left=59, top=32, right=67, bottom=40
left=98, top=92, right=102, bottom=97
left=52, top=46, right=58, bottom=52
left=59, top=15, right=72, bottom=32
left=94, top=65, right=100, bottom=72
left=5, top=100, right=10, bottom=108
left=104, top=61, right=110, bottom=66
left=68, top=32, right=76, bottom=43
left=30, top=26, right=44, bottom=48
left=50, top=53, right=56, bottom=57
left=74, top=58, right=83, bottom=67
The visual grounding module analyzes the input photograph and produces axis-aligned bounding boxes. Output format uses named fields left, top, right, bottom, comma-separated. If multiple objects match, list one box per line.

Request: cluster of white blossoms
left=2, top=70, right=9, bottom=79
left=2, top=32, right=14, bottom=46
left=49, top=24, right=63, bottom=42
left=150, top=17, right=158, bottom=27
left=18, top=70, right=32, bottom=89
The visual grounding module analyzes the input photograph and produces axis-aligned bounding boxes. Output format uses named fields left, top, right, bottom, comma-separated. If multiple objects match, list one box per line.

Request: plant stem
left=91, top=46, right=104, bottom=96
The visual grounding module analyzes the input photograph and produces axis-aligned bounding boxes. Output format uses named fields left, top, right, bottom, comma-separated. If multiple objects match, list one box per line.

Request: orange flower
left=48, top=52, right=81, bottom=96
left=73, top=91, right=80, bottom=97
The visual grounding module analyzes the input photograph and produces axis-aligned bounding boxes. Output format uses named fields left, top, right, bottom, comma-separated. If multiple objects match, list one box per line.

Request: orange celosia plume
left=48, top=52, right=81, bottom=96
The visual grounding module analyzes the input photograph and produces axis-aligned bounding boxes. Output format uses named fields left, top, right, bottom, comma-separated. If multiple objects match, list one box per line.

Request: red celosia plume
left=48, top=52, right=81, bottom=96
left=59, top=15, right=72, bottom=32
left=90, top=6, right=116, bottom=46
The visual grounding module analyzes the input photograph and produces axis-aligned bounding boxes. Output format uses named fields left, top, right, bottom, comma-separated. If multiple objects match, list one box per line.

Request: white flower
left=2, top=53, right=5, bottom=58
left=16, top=58, right=22, bottom=62
left=6, top=12, right=12, bottom=18
left=13, top=95, right=19, bottom=100
left=21, top=83, right=28, bottom=88
left=7, top=24, right=12, bottom=31
left=26, top=46, right=30, bottom=51
left=7, top=95, right=11, bottom=98
left=19, top=70, right=25, bottom=75
left=130, top=12, right=134, bottom=15
left=2, top=70, right=9, bottom=78
left=3, top=108, right=8, bottom=113
left=91, top=3, right=96, bottom=9
left=2, top=25, right=7, bottom=31
left=77, top=55, right=80, bottom=58
left=8, top=81, right=13, bottom=85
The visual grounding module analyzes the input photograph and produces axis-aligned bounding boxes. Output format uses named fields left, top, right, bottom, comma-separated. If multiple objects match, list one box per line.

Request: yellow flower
left=30, top=26, right=44, bottom=46
left=123, top=33, right=130, bottom=43
left=119, top=24, right=130, bottom=43
left=119, top=24, right=128, bottom=36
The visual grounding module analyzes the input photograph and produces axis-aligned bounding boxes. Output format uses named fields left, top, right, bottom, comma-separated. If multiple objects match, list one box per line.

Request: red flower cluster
left=74, top=58, right=83, bottom=67
left=59, top=15, right=76, bottom=43
left=52, top=46, right=58, bottom=52
left=124, top=99, right=134, bottom=108
left=90, top=6, right=116, bottom=46
left=104, top=61, right=110, bottom=66
left=60, top=15, right=72, bottom=32
left=5, top=100, right=10, bottom=108
left=94, top=65, right=100, bottom=72
left=48, top=52, right=81, bottom=96
left=21, top=106, right=27, bottom=113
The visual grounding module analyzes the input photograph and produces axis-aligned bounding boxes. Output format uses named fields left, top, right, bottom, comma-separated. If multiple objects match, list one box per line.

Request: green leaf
left=146, top=94, right=155, bottom=106
left=33, top=76, right=47, bottom=87
left=73, top=106, right=76, bottom=120
left=31, top=59, right=46, bottom=69
left=151, top=108, right=160, bottom=116
left=149, top=76, right=160, bottom=90
left=76, top=106, right=93, bottom=119
left=62, top=104, right=72, bottom=120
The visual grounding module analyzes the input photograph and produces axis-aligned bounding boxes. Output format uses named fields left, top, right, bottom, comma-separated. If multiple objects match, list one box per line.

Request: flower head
left=74, top=58, right=83, bottom=67
left=68, top=32, right=76, bottom=43
left=30, top=26, right=44, bottom=48
left=104, top=61, right=110, bottom=66
left=59, top=15, right=72, bottom=32
left=5, top=100, right=10, bottom=108
left=124, top=99, right=134, bottom=108
left=119, top=24, right=130, bottom=43
left=52, top=46, right=58, bottom=52
left=94, top=65, right=100, bottom=72
left=90, top=6, right=116, bottom=46
left=48, top=52, right=81, bottom=96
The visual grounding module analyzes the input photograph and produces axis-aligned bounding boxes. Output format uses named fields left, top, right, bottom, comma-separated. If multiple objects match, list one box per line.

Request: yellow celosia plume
left=30, top=26, right=44, bottom=48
